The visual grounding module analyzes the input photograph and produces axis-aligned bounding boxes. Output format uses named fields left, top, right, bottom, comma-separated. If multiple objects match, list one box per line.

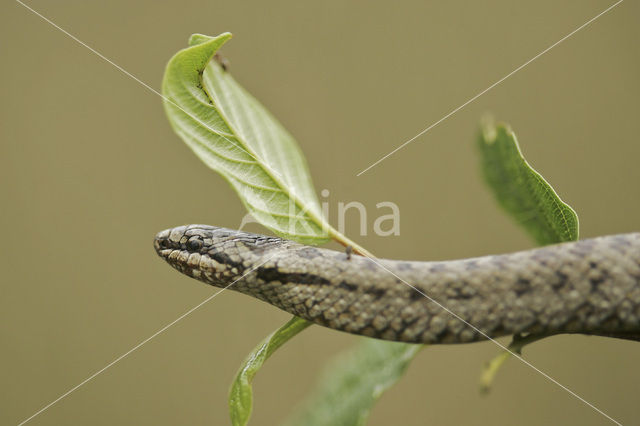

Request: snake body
left=154, top=225, right=640, bottom=344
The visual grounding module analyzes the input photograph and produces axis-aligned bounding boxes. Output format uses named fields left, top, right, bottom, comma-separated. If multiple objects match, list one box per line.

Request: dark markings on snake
left=256, top=267, right=330, bottom=286
left=208, top=251, right=245, bottom=272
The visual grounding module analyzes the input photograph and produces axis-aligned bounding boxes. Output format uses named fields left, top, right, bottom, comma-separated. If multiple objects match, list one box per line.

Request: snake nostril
left=160, top=239, right=171, bottom=249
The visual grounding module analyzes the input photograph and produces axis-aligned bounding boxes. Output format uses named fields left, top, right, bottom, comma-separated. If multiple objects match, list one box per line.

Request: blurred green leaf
left=477, top=119, right=580, bottom=392
left=162, top=32, right=330, bottom=245
left=229, top=317, right=312, bottom=426
left=283, top=339, right=422, bottom=426
left=477, top=120, right=579, bottom=245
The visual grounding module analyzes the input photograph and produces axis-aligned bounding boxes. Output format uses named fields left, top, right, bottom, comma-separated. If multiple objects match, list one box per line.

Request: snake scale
left=154, top=225, right=640, bottom=344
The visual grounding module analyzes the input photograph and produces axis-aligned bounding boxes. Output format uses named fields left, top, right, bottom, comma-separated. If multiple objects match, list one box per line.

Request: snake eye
left=187, top=238, right=203, bottom=251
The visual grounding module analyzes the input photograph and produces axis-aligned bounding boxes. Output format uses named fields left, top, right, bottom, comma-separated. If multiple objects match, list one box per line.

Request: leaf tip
left=188, top=32, right=233, bottom=47
left=479, top=115, right=498, bottom=144
left=479, top=116, right=519, bottom=148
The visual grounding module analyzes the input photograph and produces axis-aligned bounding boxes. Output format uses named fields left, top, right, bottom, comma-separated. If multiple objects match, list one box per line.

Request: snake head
left=154, top=225, right=235, bottom=282
left=155, top=225, right=198, bottom=253
left=154, top=225, right=273, bottom=287
left=155, top=224, right=241, bottom=251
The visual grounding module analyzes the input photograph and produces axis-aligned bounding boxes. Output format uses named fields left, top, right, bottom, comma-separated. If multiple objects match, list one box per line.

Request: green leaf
left=229, top=317, right=312, bottom=426
left=162, top=32, right=330, bottom=245
left=477, top=119, right=580, bottom=392
left=283, top=339, right=422, bottom=426
left=477, top=119, right=579, bottom=245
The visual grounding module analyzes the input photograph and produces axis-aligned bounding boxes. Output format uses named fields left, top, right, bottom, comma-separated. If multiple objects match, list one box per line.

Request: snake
left=154, top=225, right=640, bottom=344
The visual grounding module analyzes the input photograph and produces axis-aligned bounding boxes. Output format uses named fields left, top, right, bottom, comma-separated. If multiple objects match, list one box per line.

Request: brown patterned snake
left=154, top=225, right=640, bottom=344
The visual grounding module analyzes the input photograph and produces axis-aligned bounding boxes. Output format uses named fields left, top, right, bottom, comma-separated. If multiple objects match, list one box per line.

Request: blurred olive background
left=2, top=1, right=639, bottom=425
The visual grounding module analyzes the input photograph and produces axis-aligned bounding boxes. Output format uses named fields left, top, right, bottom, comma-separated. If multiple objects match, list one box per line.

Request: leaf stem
left=326, top=225, right=376, bottom=258
left=479, top=333, right=555, bottom=394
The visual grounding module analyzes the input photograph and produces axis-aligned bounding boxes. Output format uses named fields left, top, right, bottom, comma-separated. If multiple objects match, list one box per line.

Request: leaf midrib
left=197, top=61, right=331, bottom=236
left=508, top=128, right=576, bottom=241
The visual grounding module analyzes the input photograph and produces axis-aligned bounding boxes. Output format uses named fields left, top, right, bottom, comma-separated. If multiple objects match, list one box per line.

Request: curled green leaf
left=229, top=317, right=312, bottom=426
left=162, top=33, right=330, bottom=244
left=478, top=120, right=579, bottom=245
